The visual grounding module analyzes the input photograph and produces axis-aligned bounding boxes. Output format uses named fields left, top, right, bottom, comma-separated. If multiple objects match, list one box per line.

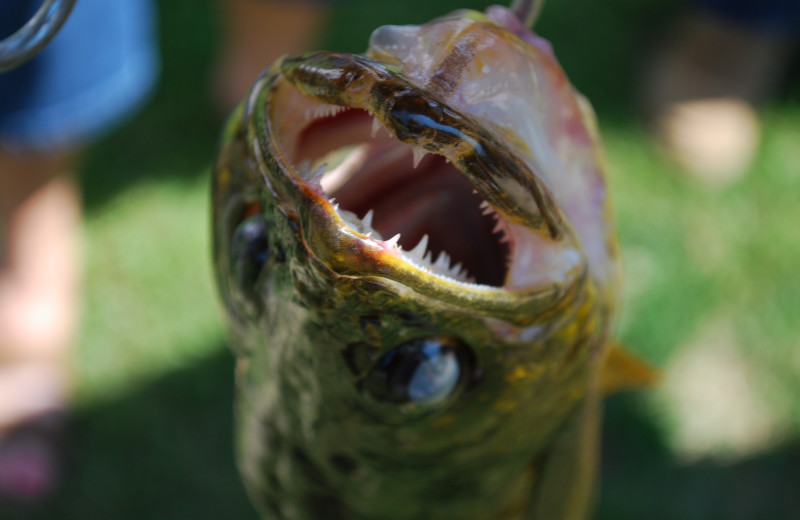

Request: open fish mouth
left=251, top=51, right=585, bottom=313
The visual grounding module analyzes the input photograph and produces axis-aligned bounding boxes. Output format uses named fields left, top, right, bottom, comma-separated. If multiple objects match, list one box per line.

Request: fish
left=211, top=4, right=655, bottom=520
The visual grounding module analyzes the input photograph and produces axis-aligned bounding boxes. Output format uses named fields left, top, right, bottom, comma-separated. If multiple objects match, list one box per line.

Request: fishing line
left=510, top=0, right=546, bottom=27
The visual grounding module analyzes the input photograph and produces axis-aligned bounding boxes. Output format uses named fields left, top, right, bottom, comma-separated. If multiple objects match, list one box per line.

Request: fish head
left=212, top=5, right=620, bottom=510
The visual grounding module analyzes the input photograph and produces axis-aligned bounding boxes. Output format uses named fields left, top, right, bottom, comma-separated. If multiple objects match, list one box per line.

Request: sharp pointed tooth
left=386, top=233, right=401, bottom=247
left=479, top=200, right=498, bottom=216
left=493, top=220, right=506, bottom=234
left=435, top=251, right=450, bottom=270
left=362, top=209, right=374, bottom=229
left=310, top=163, right=327, bottom=184
left=371, top=116, right=382, bottom=138
left=422, top=249, right=432, bottom=263
left=410, top=234, right=429, bottom=258
left=412, top=147, right=429, bottom=169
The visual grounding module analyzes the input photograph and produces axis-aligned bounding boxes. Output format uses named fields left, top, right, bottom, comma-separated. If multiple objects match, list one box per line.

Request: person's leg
left=0, top=150, right=80, bottom=502
left=0, top=0, right=157, bottom=507
left=213, top=0, right=332, bottom=111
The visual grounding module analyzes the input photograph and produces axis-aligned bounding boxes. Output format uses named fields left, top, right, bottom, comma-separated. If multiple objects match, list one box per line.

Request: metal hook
left=0, top=0, right=77, bottom=72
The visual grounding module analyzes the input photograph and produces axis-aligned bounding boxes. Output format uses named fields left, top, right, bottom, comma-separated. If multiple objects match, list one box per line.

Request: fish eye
left=230, top=214, right=270, bottom=292
left=363, top=337, right=474, bottom=407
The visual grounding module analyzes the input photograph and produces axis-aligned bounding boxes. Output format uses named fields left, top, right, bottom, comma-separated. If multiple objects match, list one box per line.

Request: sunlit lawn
left=11, top=0, right=800, bottom=518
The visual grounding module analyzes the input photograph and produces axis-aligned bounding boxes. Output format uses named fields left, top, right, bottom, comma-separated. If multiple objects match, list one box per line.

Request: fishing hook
left=510, top=0, right=546, bottom=27
left=0, top=0, right=77, bottom=72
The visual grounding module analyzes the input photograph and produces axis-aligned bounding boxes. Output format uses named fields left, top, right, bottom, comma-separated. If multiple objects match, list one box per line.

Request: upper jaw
left=245, top=53, right=585, bottom=323
left=280, top=52, right=569, bottom=242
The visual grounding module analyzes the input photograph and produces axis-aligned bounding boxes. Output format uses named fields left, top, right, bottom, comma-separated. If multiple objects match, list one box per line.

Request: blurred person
left=642, top=0, right=799, bottom=185
left=0, top=0, right=159, bottom=505
left=212, top=0, right=333, bottom=111
left=0, top=0, right=331, bottom=507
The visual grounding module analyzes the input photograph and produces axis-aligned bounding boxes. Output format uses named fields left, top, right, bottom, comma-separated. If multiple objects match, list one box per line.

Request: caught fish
left=212, top=3, right=653, bottom=519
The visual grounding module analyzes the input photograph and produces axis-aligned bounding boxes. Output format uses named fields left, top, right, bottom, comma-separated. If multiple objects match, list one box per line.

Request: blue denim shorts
left=694, top=0, right=800, bottom=35
left=0, top=0, right=159, bottom=152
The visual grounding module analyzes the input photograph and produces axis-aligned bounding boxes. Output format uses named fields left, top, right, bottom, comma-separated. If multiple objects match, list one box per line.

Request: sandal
left=0, top=362, right=69, bottom=511
left=0, top=410, right=67, bottom=507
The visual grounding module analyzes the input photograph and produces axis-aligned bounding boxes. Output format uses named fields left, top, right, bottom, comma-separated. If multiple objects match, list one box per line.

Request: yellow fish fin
left=600, top=343, right=659, bottom=395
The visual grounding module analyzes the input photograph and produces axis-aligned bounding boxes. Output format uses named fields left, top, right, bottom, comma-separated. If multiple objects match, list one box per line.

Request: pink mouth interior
left=292, top=108, right=511, bottom=286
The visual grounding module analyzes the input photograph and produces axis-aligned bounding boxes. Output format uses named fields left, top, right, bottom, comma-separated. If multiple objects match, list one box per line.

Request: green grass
left=9, top=0, right=800, bottom=518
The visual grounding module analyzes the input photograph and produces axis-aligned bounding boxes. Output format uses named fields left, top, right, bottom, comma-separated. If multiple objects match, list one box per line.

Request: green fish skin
left=212, top=6, right=641, bottom=520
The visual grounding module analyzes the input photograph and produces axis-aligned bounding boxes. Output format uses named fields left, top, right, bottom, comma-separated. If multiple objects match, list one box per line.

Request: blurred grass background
left=9, top=0, right=800, bottom=518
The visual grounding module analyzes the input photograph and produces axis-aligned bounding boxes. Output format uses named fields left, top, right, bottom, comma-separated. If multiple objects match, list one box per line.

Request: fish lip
left=245, top=57, right=585, bottom=324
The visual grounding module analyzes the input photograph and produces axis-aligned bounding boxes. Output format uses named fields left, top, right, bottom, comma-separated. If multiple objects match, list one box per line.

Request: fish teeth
left=424, top=251, right=473, bottom=282
left=309, top=163, right=327, bottom=186
left=479, top=200, right=497, bottom=216
left=361, top=209, right=374, bottom=230
left=491, top=215, right=511, bottom=244
left=492, top=219, right=505, bottom=234
left=385, top=233, right=401, bottom=248
left=371, top=116, right=382, bottom=138
left=422, top=249, right=432, bottom=263
left=409, top=234, right=429, bottom=259
left=434, top=251, right=451, bottom=270
left=327, top=196, right=341, bottom=212
left=412, top=147, right=430, bottom=169
left=306, top=103, right=345, bottom=122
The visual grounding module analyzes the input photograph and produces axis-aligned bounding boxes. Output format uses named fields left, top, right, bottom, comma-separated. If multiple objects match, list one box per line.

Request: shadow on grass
left=5, top=350, right=798, bottom=520
left=8, top=348, right=257, bottom=520
left=598, top=394, right=800, bottom=520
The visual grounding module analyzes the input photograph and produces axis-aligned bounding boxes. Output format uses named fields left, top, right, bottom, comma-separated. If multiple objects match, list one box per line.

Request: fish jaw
left=256, top=6, right=619, bottom=310
left=212, top=6, right=620, bottom=520
left=367, top=6, right=620, bottom=294
left=250, top=58, right=588, bottom=325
